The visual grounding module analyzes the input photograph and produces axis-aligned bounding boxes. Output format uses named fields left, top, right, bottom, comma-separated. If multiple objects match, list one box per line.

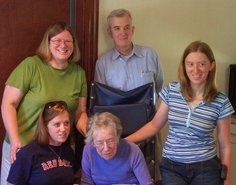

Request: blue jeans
left=1, top=141, right=11, bottom=185
left=160, top=156, right=224, bottom=185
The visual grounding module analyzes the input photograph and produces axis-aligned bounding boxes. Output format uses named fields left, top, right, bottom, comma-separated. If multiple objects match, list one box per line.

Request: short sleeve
left=6, top=56, right=38, bottom=93
left=7, top=149, right=32, bottom=185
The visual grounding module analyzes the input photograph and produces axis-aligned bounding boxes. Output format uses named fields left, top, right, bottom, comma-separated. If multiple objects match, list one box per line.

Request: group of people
left=1, top=8, right=234, bottom=185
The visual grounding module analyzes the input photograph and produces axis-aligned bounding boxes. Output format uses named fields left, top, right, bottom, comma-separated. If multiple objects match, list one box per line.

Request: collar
left=111, top=44, right=144, bottom=61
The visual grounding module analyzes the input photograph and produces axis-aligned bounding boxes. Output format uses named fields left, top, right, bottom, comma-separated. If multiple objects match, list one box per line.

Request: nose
left=193, top=65, right=200, bottom=73
left=103, top=142, right=110, bottom=151
left=59, top=41, right=67, bottom=47
left=120, top=27, right=128, bottom=35
left=59, top=124, right=66, bottom=131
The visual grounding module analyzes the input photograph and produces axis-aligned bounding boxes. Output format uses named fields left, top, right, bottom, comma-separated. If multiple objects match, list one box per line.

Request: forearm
left=125, top=121, right=158, bottom=144
left=75, top=97, right=88, bottom=135
left=217, top=116, right=231, bottom=185
left=220, top=145, right=231, bottom=185
left=76, top=111, right=88, bottom=136
left=1, top=102, right=20, bottom=143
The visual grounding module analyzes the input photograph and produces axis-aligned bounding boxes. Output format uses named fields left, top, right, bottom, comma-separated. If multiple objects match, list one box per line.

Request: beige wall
left=98, top=1, right=236, bottom=184
left=98, top=0, right=236, bottom=94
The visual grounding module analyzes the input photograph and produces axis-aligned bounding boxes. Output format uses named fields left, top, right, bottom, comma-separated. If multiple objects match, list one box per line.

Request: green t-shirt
left=5, top=55, right=87, bottom=145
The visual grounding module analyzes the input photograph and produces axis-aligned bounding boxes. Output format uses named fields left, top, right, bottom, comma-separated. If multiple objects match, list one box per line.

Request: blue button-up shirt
left=95, top=44, right=163, bottom=96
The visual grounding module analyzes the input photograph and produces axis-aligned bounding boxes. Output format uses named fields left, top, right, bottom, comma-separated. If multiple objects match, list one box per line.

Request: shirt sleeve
left=81, top=145, right=95, bottom=185
left=130, top=144, right=154, bottom=185
left=154, top=54, right=164, bottom=94
left=7, top=149, right=32, bottom=185
left=94, top=57, right=107, bottom=84
left=6, top=57, right=36, bottom=93
left=79, top=68, right=88, bottom=97
left=218, top=95, right=235, bottom=119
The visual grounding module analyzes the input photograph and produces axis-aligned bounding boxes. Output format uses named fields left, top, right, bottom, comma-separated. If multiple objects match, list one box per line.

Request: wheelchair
left=89, top=81, right=158, bottom=183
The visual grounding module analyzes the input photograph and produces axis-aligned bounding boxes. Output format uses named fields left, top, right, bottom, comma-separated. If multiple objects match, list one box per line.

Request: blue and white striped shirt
left=160, top=81, right=235, bottom=163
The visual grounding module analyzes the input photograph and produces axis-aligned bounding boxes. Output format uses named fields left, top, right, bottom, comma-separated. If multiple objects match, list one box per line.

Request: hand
left=10, top=138, right=22, bottom=164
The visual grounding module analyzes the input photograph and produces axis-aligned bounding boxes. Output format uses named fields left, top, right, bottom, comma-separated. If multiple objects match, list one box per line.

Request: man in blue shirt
left=94, top=8, right=164, bottom=183
left=95, top=9, right=163, bottom=93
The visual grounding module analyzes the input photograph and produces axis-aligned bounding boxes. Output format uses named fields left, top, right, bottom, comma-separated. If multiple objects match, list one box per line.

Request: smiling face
left=107, top=15, right=134, bottom=55
left=47, top=111, right=70, bottom=146
left=93, top=126, right=119, bottom=160
left=185, top=52, right=215, bottom=88
left=49, top=30, right=74, bottom=68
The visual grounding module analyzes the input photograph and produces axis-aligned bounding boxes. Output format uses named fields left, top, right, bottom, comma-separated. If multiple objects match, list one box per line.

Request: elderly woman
left=81, top=112, right=153, bottom=185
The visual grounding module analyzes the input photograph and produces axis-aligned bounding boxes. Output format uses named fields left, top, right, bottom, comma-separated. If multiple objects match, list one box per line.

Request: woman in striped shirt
left=126, top=41, right=234, bottom=185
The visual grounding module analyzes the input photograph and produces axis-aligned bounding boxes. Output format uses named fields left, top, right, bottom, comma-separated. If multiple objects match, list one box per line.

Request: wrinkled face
left=47, top=111, right=70, bottom=146
left=93, top=127, right=118, bottom=160
left=49, top=30, right=74, bottom=63
left=185, top=52, right=215, bottom=87
left=107, top=15, right=134, bottom=52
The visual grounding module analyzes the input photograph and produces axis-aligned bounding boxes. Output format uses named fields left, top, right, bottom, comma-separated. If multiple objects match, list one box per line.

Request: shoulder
left=68, top=63, right=86, bottom=76
left=83, top=144, right=96, bottom=160
left=209, top=92, right=235, bottom=117
left=83, top=144, right=94, bottom=153
left=213, top=92, right=233, bottom=106
left=16, top=142, right=40, bottom=159
left=96, top=48, right=115, bottom=63
left=99, top=48, right=114, bottom=57
left=134, top=44, right=157, bottom=55
left=216, top=92, right=228, bottom=99
left=62, top=142, right=74, bottom=152
left=13, top=55, right=42, bottom=70
left=119, top=139, right=141, bottom=153
left=162, top=81, right=180, bottom=91
left=21, top=55, right=43, bottom=65
left=13, top=56, right=45, bottom=74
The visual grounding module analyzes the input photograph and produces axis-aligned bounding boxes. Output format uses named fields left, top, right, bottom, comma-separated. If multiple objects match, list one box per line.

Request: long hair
left=85, top=112, right=123, bottom=145
left=36, top=22, right=80, bottom=63
left=178, top=41, right=217, bottom=103
left=34, top=101, right=70, bottom=145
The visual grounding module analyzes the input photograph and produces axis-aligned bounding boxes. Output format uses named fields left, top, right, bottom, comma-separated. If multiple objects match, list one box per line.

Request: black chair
left=89, top=81, right=157, bottom=183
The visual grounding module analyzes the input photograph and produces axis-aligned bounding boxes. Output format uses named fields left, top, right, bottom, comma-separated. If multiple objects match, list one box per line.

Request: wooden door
left=0, top=0, right=98, bottom=164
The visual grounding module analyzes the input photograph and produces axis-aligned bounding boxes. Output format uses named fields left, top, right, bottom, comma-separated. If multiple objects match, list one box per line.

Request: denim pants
left=1, top=141, right=11, bottom=185
left=160, top=156, right=224, bottom=185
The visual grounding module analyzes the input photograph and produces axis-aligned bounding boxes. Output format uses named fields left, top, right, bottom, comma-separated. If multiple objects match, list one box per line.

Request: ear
left=107, top=27, right=112, bottom=38
left=210, top=61, right=216, bottom=71
left=131, top=26, right=135, bottom=35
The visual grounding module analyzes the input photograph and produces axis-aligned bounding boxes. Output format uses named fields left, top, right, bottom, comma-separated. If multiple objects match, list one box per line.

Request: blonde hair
left=36, top=22, right=80, bottom=63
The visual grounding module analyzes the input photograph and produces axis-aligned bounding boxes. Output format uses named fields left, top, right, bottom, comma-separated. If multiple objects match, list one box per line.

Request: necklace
left=48, top=145, right=62, bottom=160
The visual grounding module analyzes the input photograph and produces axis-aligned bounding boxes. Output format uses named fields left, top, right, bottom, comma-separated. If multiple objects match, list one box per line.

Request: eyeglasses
left=94, top=138, right=117, bottom=149
left=44, top=101, right=68, bottom=110
left=50, top=39, right=73, bottom=46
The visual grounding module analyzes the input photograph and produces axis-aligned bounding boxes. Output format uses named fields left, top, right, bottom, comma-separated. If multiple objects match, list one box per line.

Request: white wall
left=98, top=0, right=236, bottom=94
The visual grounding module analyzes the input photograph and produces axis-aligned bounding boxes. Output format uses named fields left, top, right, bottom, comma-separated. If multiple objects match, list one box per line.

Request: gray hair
left=85, top=112, right=123, bottom=145
left=107, top=8, right=132, bottom=27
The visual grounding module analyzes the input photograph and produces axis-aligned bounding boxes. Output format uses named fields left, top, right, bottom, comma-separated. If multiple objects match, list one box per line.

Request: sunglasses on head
left=44, top=101, right=68, bottom=110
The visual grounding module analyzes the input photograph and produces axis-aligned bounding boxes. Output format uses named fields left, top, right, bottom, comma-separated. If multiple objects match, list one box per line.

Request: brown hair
left=36, top=22, right=80, bottom=63
left=34, top=101, right=70, bottom=145
left=178, top=41, right=217, bottom=103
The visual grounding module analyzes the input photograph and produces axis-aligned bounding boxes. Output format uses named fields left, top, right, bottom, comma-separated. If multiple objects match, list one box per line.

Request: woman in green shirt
left=1, top=22, right=87, bottom=185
